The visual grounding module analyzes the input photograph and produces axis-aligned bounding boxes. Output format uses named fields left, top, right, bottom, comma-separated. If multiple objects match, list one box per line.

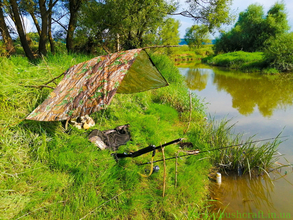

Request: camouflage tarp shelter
left=26, top=49, right=168, bottom=121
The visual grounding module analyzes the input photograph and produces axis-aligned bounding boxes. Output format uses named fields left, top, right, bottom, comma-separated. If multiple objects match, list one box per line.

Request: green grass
left=160, top=45, right=213, bottom=62
left=0, top=53, right=216, bottom=219
left=0, top=52, right=282, bottom=219
left=204, top=51, right=280, bottom=74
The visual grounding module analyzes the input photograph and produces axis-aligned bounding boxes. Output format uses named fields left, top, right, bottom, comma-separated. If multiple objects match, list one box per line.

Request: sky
left=173, top=0, right=293, bottom=38
left=9, top=0, right=293, bottom=39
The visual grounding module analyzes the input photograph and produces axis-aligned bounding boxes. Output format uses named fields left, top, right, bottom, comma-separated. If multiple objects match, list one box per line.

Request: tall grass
left=199, top=119, right=281, bottom=176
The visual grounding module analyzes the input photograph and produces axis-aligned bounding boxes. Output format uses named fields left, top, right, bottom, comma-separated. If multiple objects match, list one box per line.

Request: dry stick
left=65, top=118, right=70, bottom=131
left=162, top=146, right=166, bottom=197
left=23, top=72, right=65, bottom=90
left=43, top=72, right=65, bottom=86
left=184, top=90, right=192, bottom=134
left=79, top=192, right=124, bottom=220
left=24, top=84, right=55, bottom=90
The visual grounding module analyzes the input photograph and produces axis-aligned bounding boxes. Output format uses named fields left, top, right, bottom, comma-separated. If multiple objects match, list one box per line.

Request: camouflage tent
left=26, top=49, right=168, bottom=121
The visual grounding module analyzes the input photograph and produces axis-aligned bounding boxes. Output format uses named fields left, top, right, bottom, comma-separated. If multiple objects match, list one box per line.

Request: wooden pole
left=162, top=146, right=166, bottom=197
left=175, top=153, right=178, bottom=188
left=184, top=91, right=192, bottom=134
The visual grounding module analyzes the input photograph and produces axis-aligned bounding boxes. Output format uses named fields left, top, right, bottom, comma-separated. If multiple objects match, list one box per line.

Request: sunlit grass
left=204, top=51, right=280, bottom=74
left=0, top=53, right=214, bottom=219
left=0, top=52, right=282, bottom=219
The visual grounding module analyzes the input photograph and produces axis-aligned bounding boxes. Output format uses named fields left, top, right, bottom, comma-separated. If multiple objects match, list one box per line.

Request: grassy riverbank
left=168, top=45, right=214, bottom=63
left=0, top=52, right=282, bottom=219
left=0, top=53, right=218, bottom=219
left=204, top=51, right=279, bottom=74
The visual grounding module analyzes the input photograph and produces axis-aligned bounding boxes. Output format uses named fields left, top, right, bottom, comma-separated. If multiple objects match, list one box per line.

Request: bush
left=264, top=33, right=293, bottom=72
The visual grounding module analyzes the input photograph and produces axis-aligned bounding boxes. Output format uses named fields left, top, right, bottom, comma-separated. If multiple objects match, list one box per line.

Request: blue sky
left=173, top=0, right=293, bottom=38
left=18, top=0, right=293, bottom=39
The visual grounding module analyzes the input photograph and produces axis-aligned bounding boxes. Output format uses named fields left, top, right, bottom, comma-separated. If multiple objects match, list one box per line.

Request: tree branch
left=51, top=17, right=68, bottom=31
left=141, top=45, right=183, bottom=50
left=169, top=10, right=203, bottom=20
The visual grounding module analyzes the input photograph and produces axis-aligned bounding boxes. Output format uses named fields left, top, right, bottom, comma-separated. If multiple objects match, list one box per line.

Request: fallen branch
left=24, top=85, right=55, bottom=90
left=43, top=72, right=65, bottom=86
left=22, top=72, right=65, bottom=90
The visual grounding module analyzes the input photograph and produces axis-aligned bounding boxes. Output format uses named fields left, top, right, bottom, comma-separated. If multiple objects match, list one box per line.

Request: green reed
left=203, top=118, right=282, bottom=175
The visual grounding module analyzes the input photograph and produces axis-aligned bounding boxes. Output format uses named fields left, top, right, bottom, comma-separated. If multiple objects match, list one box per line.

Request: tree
left=155, top=18, right=180, bottom=46
left=172, top=0, right=233, bottom=31
left=144, top=18, right=180, bottom=55
left=214, top=2, right=290, bottom=53
left=184, top=25, right=210, bottom=48
left=66, top=0, right=84, bottom=53
left=263, top=2, right=289, bottom=39
left=8, top=0, right=35, bottom=61
left=75, top=0, right=176, bottom=53
left=264, top=33, right=293, bottom=72
left=37, top=0, right=59, bottom=56
left=0, top=0, right=14, bottom=53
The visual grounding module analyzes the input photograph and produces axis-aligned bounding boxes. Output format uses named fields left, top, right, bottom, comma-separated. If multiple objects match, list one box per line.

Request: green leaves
left=184, top=25, right=211, bottom=49
left=264, top=33, right=293, bottom=72
left=214, top=2, right=290, bottom=53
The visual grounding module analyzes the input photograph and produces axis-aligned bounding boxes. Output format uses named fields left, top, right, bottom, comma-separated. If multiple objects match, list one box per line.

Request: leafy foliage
left=75, top=0, right=176, bottom=52
left=214, top=2, right=290, bottom=53
left=264, top=32, right=293, bottom=72
left=180, top=0, right=233, bottom=31
left=184, top=25, right=211, bottom=49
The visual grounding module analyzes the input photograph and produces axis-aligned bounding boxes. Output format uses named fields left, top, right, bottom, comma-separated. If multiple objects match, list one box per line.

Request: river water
left=178, top=64, right=293, bottom=219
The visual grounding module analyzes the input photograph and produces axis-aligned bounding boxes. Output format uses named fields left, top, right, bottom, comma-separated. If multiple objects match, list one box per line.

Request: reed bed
left=202, top=119, right=282, bottom=176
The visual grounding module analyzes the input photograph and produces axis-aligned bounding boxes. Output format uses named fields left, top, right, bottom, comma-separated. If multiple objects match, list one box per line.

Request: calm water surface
left=178, top=64, right=293, bottom=219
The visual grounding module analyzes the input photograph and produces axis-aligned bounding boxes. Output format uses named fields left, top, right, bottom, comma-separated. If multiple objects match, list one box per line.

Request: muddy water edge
left=178, top=63, right=293, bottom=219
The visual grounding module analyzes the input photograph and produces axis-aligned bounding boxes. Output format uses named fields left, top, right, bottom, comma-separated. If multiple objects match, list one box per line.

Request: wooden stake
left=162, top=146, right=166, bottom=197
left=175, top=153, right=178, bottom=188
left=184, top=90, right=192, bottom=134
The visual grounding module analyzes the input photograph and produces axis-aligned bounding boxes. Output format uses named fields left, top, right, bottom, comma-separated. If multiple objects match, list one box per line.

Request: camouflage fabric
left=26, top=49, right=168, bottom=121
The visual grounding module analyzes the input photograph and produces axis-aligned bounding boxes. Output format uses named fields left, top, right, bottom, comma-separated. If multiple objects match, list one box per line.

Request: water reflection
left=179, top=64, right=293, bottom=217
left=211, top=170, right=293, bottom=220
left=185, top=68, right=209, bottom=91
left=184, top=66, right=293, bottom=117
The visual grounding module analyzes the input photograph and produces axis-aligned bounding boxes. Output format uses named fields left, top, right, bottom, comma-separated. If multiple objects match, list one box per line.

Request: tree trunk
left=9, top=0, right=35, bottom=61
left=29, top=11, right=41, bottom=36
left=48, top=0, right=55, bottom=54
left=38, top=0, right=48, bottom=56
left=0, top=2, right=14, bottom=53
left=66, top=0, right=82, bottom=53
